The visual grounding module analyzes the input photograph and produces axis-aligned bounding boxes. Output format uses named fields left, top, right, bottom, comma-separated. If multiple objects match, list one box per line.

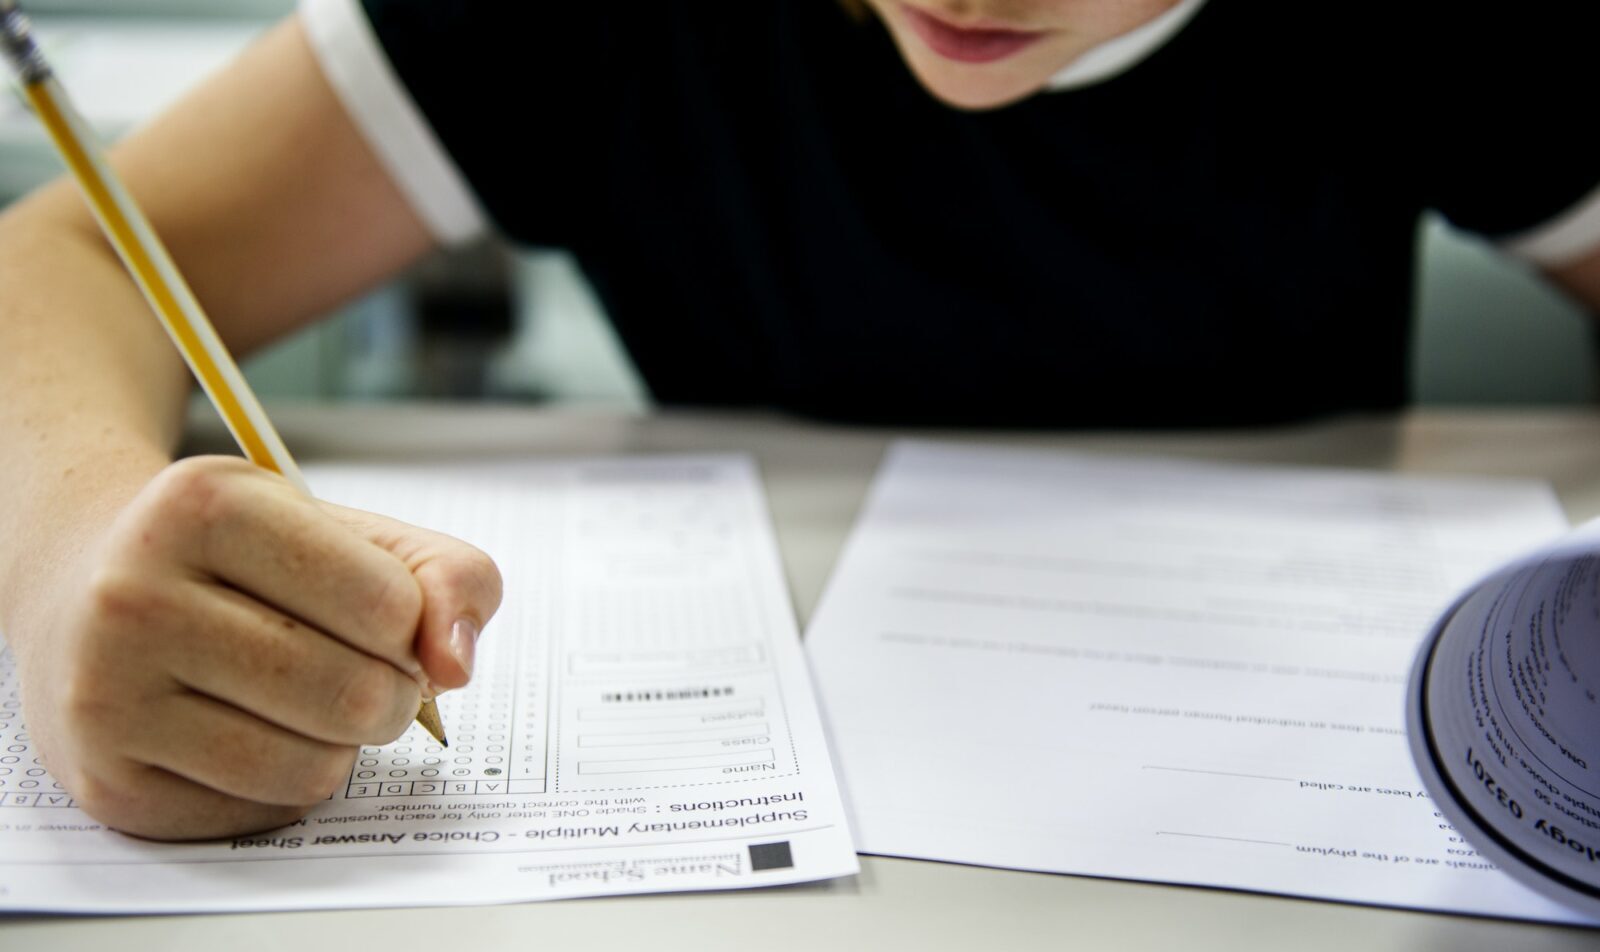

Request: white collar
left=1045, top=0, right=1209, bottom=92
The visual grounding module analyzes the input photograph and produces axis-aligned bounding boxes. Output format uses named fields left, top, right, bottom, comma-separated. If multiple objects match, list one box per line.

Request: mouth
left=896, top=3, right=1048, bottom=64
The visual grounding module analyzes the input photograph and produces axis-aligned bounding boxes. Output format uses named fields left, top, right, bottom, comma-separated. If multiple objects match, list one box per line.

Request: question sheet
left=0, top=455, right=856, bottom=913
left=805, top=440, right=1593, bottom=924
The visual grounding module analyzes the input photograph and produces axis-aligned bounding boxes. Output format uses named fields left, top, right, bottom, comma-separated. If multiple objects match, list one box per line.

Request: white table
left=6, top=403, right=1600, bottom=950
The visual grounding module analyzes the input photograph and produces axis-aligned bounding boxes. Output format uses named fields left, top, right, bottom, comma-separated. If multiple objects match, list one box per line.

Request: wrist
left=0, top=441, right=169, bottom=645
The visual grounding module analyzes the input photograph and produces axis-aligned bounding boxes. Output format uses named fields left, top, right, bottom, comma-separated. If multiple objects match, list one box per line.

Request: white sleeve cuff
left=1499, top=181, right=1600, bottom=268
left=1045, top=0, right=1208, bottom=92
left=299, top=0, right=488, bottom=246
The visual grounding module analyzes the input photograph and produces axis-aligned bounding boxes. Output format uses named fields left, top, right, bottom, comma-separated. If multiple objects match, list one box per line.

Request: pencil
left=0, top=1, right=448, bottom=747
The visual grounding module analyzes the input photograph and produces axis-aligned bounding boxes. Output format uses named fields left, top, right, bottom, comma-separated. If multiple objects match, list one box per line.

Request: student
left=0, top=0, right=1597, bottom=841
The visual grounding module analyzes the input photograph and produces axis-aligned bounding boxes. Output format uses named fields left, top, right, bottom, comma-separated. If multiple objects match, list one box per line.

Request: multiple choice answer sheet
left=0, top=455, right=856, bottom=912
left=804, top=440, right=1594, bottom=924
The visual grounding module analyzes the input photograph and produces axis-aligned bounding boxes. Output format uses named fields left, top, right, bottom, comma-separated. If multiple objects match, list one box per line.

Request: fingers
left=412, top=549, right=501, bottom=692
left=132, top=456, right=505, bottom=707
left=77, top=763, right=312, bottom=843
left=138, top=457, right=426, bottom=674
left=28, top=455, right=508, bottom=840
left=160, top=580, right=422, bottom=746
left=120, top=692, right=358, bottom=808
left=326, top=504, right=504, bottom=693
left=57, top=676, right=357, bottom=840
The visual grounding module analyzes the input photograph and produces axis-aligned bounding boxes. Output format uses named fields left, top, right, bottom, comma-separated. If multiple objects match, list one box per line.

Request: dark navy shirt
left=358, top=0, right=1599, bottom=425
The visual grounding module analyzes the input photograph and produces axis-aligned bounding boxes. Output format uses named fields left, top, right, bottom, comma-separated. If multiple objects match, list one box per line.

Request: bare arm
left=0, top=16, right=500, bottom=839
left=0, top=14, right=431, bottom=578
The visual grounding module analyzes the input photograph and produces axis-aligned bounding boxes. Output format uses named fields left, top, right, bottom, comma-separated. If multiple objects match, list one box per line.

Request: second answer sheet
left=0, top=454, right=856, bottom=912
left=804, top=440, right=1592, bottom=924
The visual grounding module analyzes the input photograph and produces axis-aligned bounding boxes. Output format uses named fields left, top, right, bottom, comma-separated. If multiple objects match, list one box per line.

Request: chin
left=900, top=55, right=1048, bottom=111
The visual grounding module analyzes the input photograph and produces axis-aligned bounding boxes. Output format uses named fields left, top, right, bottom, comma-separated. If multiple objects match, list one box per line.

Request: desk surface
left=8, top=403, right=1600, bottom=950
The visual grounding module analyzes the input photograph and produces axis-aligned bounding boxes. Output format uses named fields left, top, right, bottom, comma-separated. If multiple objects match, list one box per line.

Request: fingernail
left=449, top=618, right=478, bottom=680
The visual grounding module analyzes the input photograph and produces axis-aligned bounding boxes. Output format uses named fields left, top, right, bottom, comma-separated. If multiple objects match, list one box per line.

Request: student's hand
left=8, top=455, right=503, bottom=841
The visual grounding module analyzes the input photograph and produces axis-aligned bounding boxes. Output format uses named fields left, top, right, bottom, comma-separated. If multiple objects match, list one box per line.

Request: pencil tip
left=414, top=699, right=448, bottom=747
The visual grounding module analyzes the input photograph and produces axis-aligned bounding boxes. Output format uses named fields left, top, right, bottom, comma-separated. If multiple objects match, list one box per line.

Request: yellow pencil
left=0, top=1, right=447, bottom=747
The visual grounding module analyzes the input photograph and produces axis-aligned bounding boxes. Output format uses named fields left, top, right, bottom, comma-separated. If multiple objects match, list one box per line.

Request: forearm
left=0, top=14, right=494, bottom=840
left=0, top=183, right=188, bottom=638
left=0, top=14, right=436, bottom=643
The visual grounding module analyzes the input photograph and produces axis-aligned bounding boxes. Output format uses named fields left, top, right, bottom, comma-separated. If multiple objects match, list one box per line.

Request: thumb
left=324, top=503, right=504, bottom=694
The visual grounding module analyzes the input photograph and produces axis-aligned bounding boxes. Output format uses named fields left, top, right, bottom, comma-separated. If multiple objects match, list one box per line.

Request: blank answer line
left=1143, top=765, right=1296, bottom=783
left=888, top=586, right=1418, bottom=638
left=1156, top=831, right=1292, bottom=848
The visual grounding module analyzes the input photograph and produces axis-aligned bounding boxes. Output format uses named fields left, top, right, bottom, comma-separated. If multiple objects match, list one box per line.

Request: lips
left=898, top=3, right=1046, bottom=64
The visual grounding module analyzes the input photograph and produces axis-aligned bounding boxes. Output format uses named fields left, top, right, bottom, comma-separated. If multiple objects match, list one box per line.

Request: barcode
left=601, top=687, right=735, bottom=703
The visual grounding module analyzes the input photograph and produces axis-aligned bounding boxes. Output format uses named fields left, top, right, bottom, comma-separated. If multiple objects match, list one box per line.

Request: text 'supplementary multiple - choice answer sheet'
left=804, top=440, right=1597, bottom=925
left=0, top=456, right=856, bottom=912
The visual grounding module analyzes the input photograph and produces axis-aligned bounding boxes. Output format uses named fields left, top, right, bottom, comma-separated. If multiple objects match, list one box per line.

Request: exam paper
left=805, top=440, right=1592, bottom=924
left=0, top=455, right=856, bottom=913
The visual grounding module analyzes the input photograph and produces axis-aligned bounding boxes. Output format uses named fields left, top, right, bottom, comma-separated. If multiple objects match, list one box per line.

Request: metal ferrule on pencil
left=0, top=0, right=52, bottom=86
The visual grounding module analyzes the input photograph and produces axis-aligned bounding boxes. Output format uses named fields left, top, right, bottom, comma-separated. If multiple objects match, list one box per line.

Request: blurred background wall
left=2, top=1, right=1593, bottom=412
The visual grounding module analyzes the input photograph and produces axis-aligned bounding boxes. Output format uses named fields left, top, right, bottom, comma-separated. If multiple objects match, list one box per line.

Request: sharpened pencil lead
left=415, top=698, right=448, bottom=746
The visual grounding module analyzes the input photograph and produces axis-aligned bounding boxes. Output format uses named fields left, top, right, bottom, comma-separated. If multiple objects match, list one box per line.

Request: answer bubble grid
left=0, top=645, right=75, bottom=809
